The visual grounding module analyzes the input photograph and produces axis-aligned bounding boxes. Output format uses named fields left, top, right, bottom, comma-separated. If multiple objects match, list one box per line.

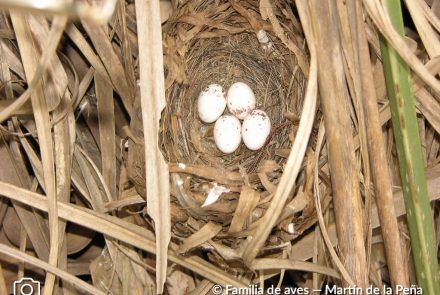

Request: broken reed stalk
left=309, top=0, right=367, bottom=287
left=135, top=0, right=171, bottom=293
left=379, top=0, right=440, bottom=293
left=354, top=0, right=409, bottom=288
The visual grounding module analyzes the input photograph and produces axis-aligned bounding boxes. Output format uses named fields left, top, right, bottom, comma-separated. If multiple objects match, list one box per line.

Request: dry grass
left=0, top=0, right=439, bottom=294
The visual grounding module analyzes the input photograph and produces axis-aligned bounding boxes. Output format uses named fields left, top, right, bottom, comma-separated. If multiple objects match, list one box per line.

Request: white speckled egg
left=197, top=84, right=227, bottom=123
left=226, top=82, right=256, bottom=120
left=242, top=110, right=271, bottom=150
left=214, top=115, right=242, bottom=154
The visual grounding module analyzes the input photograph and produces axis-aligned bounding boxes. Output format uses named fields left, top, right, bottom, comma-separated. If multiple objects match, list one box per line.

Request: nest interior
left=128, top=0, right=308, bottom=250
left=162, top=32, right=305, bottom=171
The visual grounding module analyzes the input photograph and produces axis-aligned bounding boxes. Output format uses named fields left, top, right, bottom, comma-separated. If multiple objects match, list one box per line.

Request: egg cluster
left=197, top=82, right=271, bottom=154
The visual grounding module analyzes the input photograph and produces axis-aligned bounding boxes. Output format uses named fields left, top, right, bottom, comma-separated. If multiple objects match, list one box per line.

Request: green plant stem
left=379, top=0, right=440, bottom=294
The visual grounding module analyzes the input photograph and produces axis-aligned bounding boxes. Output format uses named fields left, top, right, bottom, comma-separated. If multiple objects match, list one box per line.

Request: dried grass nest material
left=128, top=0, right=308, bottom=245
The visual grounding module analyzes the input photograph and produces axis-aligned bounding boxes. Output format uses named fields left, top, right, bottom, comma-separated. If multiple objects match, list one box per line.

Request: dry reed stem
left=250, top=258, right=340, bottom=280
left=96, top=73, right=117, bottom=199
left=10, top=13, right=68, bottom=295
left=312, top=122, right=356, bottom=286
left=81, top=21, right=134, bottom=114
left=309, top=0, right=367, bottom=287
left=135, top=0, right=171, bottom=292
left=336, top=1, right=374, bottom=278
left=354, top=0, right=409, bottom=287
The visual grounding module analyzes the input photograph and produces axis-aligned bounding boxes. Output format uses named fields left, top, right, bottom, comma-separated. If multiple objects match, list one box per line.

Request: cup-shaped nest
left=161, top=32, right=305, bottom=178
left=128, top=0, right=308, bottom=245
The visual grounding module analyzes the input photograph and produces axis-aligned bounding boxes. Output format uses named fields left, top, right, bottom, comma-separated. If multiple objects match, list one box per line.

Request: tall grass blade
left=380, top=0, right=440, bottom=293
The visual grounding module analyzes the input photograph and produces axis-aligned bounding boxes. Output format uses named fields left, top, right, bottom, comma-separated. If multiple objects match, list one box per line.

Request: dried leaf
left=179, top=222, right=222, bottom=253
left=135, top=0, right=171, bottom=292
left=229, top=186, right=260, bottom=234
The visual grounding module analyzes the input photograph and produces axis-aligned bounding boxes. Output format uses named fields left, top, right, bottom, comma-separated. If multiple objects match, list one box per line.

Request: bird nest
left=128, top=0, right=308, bottom=258
left=162, top=32, right=304, bottom=172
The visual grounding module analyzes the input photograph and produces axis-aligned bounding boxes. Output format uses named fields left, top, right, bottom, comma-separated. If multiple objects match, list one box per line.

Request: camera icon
left=13, top=278, right=40, bottom=295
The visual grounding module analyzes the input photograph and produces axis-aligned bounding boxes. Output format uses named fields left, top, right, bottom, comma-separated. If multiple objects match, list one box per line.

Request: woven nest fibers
left=160, top=32, right=306, bottom=185
left=127, top=1, right=309, bottom=241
